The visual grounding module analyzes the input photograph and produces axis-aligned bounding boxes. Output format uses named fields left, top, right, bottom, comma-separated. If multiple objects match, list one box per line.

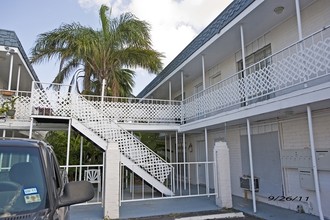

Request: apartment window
left=194, top=83, right=203, bottom=94
left=237, top=44, right=272, bottom=74
left=209, top=72, right=221, bottom=86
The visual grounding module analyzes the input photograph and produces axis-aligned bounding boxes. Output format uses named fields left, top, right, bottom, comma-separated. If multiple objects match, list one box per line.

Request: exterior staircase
left=71, top=94, right=174, bottom=196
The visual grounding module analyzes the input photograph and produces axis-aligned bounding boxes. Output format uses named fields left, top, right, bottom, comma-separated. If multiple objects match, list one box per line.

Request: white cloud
left=77, top=0, right=233, bottom=95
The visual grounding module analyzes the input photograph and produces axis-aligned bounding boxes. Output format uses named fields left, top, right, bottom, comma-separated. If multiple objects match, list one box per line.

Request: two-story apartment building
left=1, top=0, right=329, bottom=219
left=137, top=0, right=330, bottom=219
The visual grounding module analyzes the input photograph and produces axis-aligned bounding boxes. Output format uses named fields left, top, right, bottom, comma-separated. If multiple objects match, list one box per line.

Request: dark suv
left=0, top=138, right=94, bottom=219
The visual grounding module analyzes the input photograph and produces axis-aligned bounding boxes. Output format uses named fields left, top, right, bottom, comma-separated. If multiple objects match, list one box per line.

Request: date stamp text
left=268, top=196, right=309, bottom=202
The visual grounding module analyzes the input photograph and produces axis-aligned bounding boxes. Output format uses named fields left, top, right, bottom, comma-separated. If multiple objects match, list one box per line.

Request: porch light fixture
left=274, top=6, right=284, bottom=15
left=5, top=46, right=15, bottom=56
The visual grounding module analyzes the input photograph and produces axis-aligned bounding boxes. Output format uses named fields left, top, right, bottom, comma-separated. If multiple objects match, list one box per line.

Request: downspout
left=307, top=105, right=324, bottom=220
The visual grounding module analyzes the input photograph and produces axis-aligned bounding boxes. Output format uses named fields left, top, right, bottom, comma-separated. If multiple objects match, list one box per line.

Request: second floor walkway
left=1, top=26, right=329, bottom=132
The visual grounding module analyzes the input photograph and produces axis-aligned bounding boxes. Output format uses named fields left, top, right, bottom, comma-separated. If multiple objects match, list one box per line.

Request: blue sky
left=2, top=0, right=232, bottom=95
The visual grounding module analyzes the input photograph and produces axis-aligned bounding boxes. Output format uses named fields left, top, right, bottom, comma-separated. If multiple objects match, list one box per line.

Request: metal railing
left=71, top=94, right=173, bottom=184
left=2, top=27, right=330, bottom=126
left=183, top=26, right=330, bottom=122
left=60, top=164, right=104, bottom=204
left=120, top=161, right=216, bottom=202
left=0, top=90, right=32, bottom=121
left=83, top=95, right=181, bottom=124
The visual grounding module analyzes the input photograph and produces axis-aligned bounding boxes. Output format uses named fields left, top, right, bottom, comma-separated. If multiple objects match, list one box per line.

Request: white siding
left=280, top=110, right=330, bottom=218
left=301, top=0, right=330, bottom=36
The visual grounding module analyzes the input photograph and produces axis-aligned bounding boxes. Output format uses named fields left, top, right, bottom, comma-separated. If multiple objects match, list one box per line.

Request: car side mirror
left=58, top=181, right=94, bottom=208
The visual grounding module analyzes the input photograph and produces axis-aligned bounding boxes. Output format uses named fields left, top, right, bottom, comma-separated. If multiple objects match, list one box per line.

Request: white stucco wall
left=224, top=110, right=330, bottom=218
left=181, top=0, right=329, bottom=100
left=280, top=110, right=330, bottom=218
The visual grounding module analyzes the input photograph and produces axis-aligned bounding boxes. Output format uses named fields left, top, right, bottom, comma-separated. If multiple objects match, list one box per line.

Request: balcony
left=1, top=26, right=329, bottom=128
left=183, top=26, right=330, bottom=123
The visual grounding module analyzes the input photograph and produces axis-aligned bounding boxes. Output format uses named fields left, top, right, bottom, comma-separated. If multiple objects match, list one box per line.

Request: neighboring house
left=1, top=0, right=330, bottom=219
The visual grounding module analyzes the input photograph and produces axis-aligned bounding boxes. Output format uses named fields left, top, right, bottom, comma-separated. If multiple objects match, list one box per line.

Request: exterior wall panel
left=227, top=127, right=243, bottom=197
left=301, top=0, right=330, bottom=36
left=280, top=110, right=330, bottom=218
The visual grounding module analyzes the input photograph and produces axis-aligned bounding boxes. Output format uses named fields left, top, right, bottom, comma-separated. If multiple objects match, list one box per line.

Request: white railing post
left=214, top=141, right=232, bottom=208
left=104, top=142, right=120, bottom=219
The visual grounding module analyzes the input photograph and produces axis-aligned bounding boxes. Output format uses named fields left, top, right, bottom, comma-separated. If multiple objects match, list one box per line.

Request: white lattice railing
left=0, top=90, right=32, bottom=121
left=30, top=83, right=72, bottom=117
left=71, top=94, right=173, bottom=183
left=183, top=26, right=330, bottom=122
left=83, top=95, right=181, bottom=124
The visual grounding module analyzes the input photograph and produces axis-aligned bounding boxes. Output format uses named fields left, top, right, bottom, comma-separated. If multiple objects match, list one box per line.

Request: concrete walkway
left=232, top=196, right=320, bottom=220
left=70, top=195, right=322, bottom=220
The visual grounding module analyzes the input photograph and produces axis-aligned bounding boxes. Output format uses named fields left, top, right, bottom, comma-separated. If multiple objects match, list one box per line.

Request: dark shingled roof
left=0, top=29, right=39, bottom=81
left=137, top=0, right=254, bottom=98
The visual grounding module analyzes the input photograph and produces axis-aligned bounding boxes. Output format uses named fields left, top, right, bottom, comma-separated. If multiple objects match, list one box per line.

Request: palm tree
left=30, top=5, right=163, bottom=97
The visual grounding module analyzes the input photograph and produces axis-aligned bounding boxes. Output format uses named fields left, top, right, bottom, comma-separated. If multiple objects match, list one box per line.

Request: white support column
left=169, top=134, right=172, bottom=163
left=16, top=65, right=21, bottom=95
left=79, top=136, right=84, bottom=181
left=102, top=152, right=106, bottom=207
left=65, top=119, right=72, bottom=173
left=307, top=105, right=324, bottom=220
left=202, top=55, right=206, bottom=90
left=240, top=25, right=248, bottom=105
left=214, top=141, right=232, bottom=208
left=29, top=118, right=34, bottom=139
left=175, top=131, right=179, bottom=188
left=295, top=0, right=303, bottom=41
left=183, top=133, right=186, bottom=189
left=247, top=118, right=256, bottom=213
left=169, top=81, right=172, bottom=100
left=165, top=135, right=168, bottom=161
left=101, top=79, right=106, bottom=100
left=8, top=53, right=14, bottom=90
left=181, top=71, right=184, bottom=101
left=104, top=142, right=120, bottom=219
left=240, top=25, right=246, bottom=71
left=101, top=79, right=106, bottom=114
left=2, top=130, right=6, bottom=137
left=204, top=128, right=209, bottom=194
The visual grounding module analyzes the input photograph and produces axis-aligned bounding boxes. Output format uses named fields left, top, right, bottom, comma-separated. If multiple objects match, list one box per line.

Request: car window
left=50, top=152, right=62, bottom=192
left=0, top=146, right=48, bottom=216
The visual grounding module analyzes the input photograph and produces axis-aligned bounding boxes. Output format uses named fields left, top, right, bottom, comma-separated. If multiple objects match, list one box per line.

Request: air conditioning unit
left=240, top=176, right=259, bottom=192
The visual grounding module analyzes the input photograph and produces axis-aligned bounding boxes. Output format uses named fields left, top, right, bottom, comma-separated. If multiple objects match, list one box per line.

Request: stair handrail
left=71, top=93, right=173, bottom=183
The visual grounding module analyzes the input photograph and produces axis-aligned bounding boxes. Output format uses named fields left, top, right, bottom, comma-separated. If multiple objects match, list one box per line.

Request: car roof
left=0, top=138, right=48, bottom=149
